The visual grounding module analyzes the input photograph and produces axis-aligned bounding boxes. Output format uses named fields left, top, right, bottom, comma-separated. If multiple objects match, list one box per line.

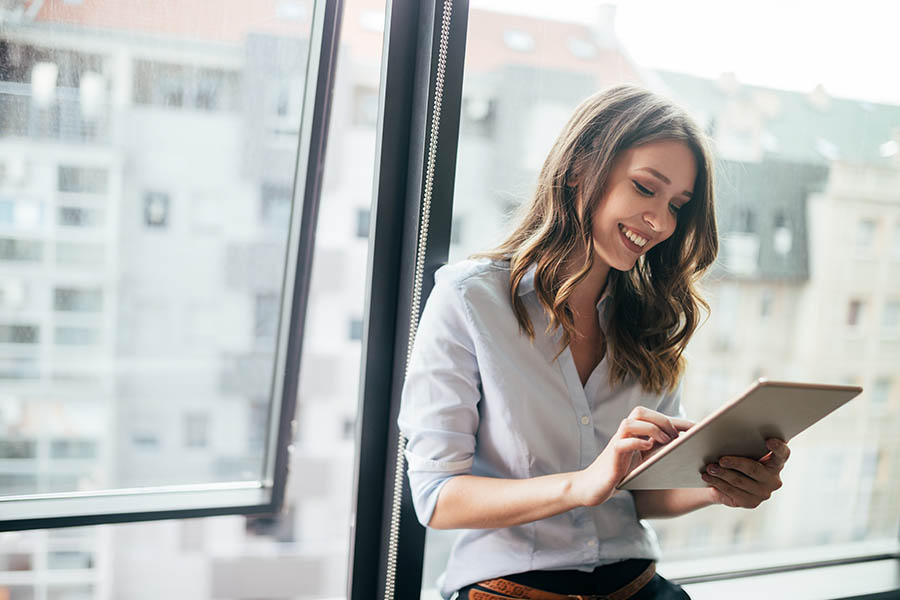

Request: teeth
left=620, top=224, right=647, bottom=247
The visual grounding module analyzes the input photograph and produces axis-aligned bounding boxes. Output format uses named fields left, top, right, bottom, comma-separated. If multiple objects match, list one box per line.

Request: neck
left=560, top=250, right=611, bottom=321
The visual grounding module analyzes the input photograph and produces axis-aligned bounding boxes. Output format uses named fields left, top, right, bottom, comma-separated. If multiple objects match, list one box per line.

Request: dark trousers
left=455, top=559, right=690, bottom=599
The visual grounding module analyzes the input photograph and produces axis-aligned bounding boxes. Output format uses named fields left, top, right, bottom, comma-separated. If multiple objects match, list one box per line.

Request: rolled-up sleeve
left=397, top=267, right=482, bottom=527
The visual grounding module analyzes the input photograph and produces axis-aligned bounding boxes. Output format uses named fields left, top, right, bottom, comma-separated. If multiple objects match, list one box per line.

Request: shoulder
left=433, top=257, right=511, bottom=303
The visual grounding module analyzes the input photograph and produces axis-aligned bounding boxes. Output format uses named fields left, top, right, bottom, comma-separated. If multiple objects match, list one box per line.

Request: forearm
left=632, top=488, right=717, bottom=519
left=428, top=473, right=583, bottom=530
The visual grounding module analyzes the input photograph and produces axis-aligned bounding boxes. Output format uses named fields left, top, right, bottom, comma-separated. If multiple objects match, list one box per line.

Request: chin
left=611, top=257, right=639, bottom=271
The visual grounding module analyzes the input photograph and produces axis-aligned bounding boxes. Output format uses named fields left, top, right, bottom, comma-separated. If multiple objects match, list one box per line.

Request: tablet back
left=619, top=379, right=862, bottom=490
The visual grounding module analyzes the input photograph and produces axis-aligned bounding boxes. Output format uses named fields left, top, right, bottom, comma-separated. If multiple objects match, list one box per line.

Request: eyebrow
left=636, top=167, right=693, bottom=199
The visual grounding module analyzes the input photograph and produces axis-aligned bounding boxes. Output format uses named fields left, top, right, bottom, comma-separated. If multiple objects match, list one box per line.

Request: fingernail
left=708, top=465, right=719, bottom=474
left=661, top=434, right=672, bottom=443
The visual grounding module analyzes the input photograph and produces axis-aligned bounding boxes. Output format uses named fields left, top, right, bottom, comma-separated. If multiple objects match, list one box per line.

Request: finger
left=717, top=456, right=769, bottom=484
left=701, top=472, right=764, bottom=508
left=705, top=462, right=771, bottom=498
left=627, top=406, right=680, bottom=439
left=614, top=437, right=655, bottom=455
left=764, top=438, right=790, bottom=469
left=670, top=417, right=695, bottom=432
left=619, top=418, right=674, bottom=445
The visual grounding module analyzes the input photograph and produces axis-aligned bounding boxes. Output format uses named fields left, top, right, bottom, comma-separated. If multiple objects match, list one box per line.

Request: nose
left=643, top=201, right=675, bottom=236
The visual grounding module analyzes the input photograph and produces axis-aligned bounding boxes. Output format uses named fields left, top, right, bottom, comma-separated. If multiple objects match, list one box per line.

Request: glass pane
left=0, top=0, right=385, bottom=597
left=422, top=0, right=900, bottom=595
left=0, top=3, right=317, bottom=505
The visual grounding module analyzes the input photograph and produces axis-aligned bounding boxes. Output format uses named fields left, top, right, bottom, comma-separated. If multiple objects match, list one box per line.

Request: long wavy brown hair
left=471, top=84, right=718, bottom=394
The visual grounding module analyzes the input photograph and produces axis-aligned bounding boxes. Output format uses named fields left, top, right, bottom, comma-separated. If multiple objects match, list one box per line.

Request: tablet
left=617, top=378, right=863, bottom=490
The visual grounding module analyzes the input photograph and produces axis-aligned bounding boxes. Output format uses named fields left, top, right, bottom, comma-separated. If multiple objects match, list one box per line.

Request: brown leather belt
left=467, top=561, right=656, bottom=600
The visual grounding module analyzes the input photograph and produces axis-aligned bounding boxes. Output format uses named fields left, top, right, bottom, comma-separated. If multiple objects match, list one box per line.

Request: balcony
left=0, top=82, right=110, bottom=143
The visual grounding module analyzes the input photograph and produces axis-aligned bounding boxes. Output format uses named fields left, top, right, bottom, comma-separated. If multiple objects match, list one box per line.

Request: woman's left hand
left=701, top=438, right=790, bottom=509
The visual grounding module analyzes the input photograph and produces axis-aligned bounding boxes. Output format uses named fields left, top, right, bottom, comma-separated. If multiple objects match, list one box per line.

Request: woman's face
left=579, top=139, right=697, bottom=271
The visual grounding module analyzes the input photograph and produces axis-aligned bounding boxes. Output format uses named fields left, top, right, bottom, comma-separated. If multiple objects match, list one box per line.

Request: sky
left=470, top=0, right=900, bottom=106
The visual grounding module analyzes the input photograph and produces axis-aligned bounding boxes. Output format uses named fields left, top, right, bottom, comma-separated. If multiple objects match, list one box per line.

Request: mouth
left=618, top=223, right=650, bottom=253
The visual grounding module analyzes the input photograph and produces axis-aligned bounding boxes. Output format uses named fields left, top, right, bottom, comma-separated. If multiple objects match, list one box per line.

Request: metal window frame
left=0, top=0, right=344, bottom=532
left=348, top=0, right=469, bottom=597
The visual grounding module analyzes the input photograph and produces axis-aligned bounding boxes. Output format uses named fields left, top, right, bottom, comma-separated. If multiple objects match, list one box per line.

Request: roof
left=657, top=69, right=900, bottom=166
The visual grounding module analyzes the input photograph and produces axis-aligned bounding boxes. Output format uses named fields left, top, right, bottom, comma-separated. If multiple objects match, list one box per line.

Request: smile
left=618, top=223, right=648, bottom=250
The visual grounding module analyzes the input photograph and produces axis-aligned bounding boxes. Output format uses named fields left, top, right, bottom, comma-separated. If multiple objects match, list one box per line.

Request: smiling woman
left=397, top=85, right=787, bottom=600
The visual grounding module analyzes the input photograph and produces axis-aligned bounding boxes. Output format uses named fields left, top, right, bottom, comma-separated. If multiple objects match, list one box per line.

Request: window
left=342, top=416, right=355, bottom=440
left=143, top=191, right=170, bottom=228
left=0, top=324, right=39, bottom=344
left=57, top=205, right=103, bottom=228
left=355, top=207, right=370, bottom=238
left=882, top=300, right=900, bottom=337
left=847, top=299, right=864, bottom=327
left=0, top=439, right=37, bottom=459
left=348, top=317, right=363, bottom=341
left=47, top=551, right=93, bottom=570
left=53, top=287, right=102, bottom=312
left=260, top=183, right=292, bottom=229
left=0, top=238, right=43, bottom=261
left=0, top=0, right=336, bottom=540
left=0, top=553, right=33, bottom=571
left=57, top=166, right=108, bottom=194
left=133, top=61, right=240, bottom=112
left=50, top=439, right=97, bottom=460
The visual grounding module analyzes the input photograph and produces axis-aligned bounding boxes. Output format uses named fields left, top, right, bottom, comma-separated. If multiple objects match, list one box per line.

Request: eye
left=632, top=181, right=653, bottom=196
left=669, top=203, right=682, bottom=216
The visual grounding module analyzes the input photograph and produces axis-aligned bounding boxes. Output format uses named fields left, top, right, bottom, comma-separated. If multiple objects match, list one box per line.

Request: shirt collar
left=516, top=261, right=613, bottom=312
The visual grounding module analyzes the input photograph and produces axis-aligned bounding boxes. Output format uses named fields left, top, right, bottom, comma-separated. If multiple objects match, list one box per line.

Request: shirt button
left=580, top=416, right=590, bottom=425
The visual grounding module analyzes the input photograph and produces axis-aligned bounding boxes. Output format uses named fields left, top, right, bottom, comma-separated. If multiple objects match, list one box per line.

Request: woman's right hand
left=570, top=406, right=694, bottom=507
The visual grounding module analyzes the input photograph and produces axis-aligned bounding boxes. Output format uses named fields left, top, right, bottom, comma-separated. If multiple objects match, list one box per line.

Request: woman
left=398, top=84, right=790, bottom=599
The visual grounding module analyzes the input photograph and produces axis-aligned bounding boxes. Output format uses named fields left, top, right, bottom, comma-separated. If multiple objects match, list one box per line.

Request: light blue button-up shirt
left=398, top=257, right=685, bottom=598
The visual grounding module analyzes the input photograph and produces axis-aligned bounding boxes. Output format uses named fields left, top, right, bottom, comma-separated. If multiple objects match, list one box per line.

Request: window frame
left=347, top=0, right=469, bottom=597
left=0, top=0, right=344, bottom=532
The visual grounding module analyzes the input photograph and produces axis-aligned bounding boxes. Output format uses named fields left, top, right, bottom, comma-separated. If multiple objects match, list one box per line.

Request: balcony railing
left=0, top=82, right=110, bottom=143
